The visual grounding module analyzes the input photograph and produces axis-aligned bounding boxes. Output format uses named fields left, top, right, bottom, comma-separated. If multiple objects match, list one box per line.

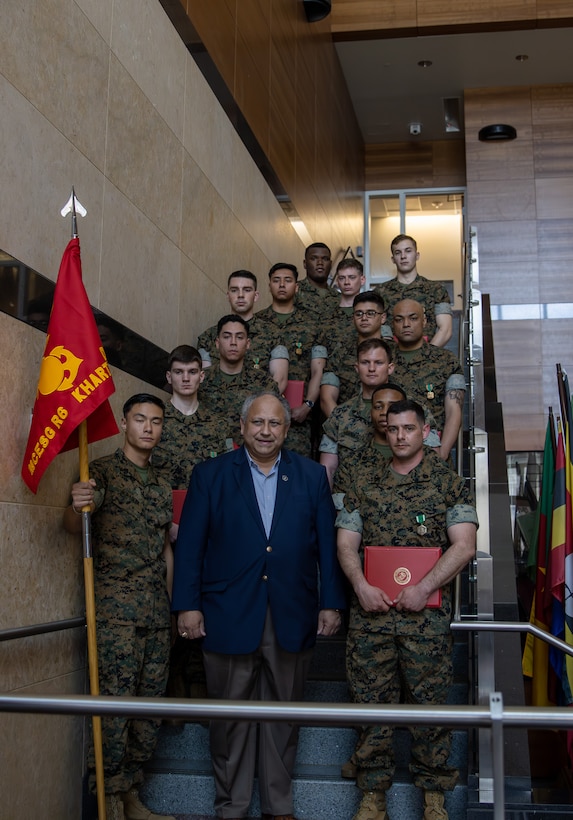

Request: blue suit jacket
left=171, top=446, right=346, bottom=654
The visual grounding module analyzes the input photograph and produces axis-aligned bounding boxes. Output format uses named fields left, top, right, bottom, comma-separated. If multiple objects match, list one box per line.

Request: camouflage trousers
left=346, top=626, right=458, bottom=793
left=88, top=622, right=170, bottom=794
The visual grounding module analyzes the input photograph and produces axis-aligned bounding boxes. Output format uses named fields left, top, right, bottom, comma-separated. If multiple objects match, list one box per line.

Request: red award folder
left=363, top=546, right=442, bottom=608
left=283, top=380, right=305, bottom=408
left=172, top=490, right=187, bottom=525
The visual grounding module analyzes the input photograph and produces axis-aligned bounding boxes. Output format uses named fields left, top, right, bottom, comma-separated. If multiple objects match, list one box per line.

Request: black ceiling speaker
left=478, top=124, right=517, bottom=141
left=303, top=0, right=331, bottom=23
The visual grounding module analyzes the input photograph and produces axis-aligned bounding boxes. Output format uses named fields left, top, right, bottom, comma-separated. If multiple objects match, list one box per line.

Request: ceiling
left=335, top=27, right=573, bottom=144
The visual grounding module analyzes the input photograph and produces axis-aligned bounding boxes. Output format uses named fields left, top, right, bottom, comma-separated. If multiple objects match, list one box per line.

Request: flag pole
left=67, top=190, right=107, bottom=820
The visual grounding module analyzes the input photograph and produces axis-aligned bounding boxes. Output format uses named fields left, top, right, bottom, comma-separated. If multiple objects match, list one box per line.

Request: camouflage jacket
left=88, top=449, right=172, bottom=628
left=295, top=277, right=340, bottom=315
left=199, top=363, right=279, bottom=440
left=374, top=274, right=452, bottom=341
left=336, top=448, right=477, bottom=635
left=320, top=392, right=440, bottom=495
left=152, top=401, right=235, bottom=490
left=253, top=305, right=326, bottom=384
left=391, top=343, right=465, bottom=432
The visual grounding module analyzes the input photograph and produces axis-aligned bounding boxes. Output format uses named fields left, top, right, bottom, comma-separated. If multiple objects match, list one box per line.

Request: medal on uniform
left=295, top=341, right=302, bottom=356
left=416, top=514, right=427, bottom=535
left=426, top=383, right=434, bottom=400
left=253, top=357, right=260, bottom=370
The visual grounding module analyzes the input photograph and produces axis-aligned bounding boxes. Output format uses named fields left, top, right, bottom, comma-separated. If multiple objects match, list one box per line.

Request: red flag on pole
left=21, top=237, right=118, bottom=493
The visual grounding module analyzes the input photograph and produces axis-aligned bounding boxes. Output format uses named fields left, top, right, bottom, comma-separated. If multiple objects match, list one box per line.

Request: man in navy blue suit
left=172, top=391, right=346, bottom=820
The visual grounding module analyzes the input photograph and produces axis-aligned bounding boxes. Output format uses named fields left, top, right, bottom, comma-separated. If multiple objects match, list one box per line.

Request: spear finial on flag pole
left=61, top=188, right=87, bottom=239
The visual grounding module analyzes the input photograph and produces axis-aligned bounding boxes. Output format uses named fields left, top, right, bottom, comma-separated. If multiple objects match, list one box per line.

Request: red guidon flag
left=22, top=237, right=119, bottom=493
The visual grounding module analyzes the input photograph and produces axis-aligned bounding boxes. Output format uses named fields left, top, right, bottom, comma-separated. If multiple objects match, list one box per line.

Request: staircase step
left=141, top=774, right=469, bottom=820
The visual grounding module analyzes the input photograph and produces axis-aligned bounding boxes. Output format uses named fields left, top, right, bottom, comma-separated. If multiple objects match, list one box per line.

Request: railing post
left=476, top=550, right=495, bottom=804
left=489, top=692, right=506, bottom=819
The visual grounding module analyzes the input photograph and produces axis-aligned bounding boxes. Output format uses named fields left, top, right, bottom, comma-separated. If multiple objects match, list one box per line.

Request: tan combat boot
left=352, top=790, right=388, bottom=820
left=105, top=793, right=125, bottom=820
left=423, top=790, right=448, bottom=820
left=121, top=788, right=175, bottom=820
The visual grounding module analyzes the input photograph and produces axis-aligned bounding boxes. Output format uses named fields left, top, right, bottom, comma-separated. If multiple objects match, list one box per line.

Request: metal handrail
left=0, top=617, right=86, bottom=642
left=0, top=689, right=570, bottom=727
left=452, top=618, right=573, bottom=656
left=1, top=690, right=572, bottom=820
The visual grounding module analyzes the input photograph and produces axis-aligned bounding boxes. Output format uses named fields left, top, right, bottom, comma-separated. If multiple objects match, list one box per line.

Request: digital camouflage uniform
left=253, top=304, right=326, bottom=457
left=196, top=322, right=219, bottom=365
left=332, top=437, right=391, bottom=500
left=336, top=448, right=478, bottom=794
left=391, top=342, right=465, bottom=433
left=295, top=276, right=340, bottom=315
left=320, top=392, right=441, bottom=498
left=320, top=329, right=395, bottom=410
left=374, top=274, right=452, bottom=341
left=152, top=401, right=235, bottom=489
left=199, top=362, right=279, bottom=443
left=87, top=449, right=172, bottom=794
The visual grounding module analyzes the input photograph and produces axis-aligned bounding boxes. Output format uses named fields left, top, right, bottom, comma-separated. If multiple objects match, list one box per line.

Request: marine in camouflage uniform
left=253, top=303, right=326, bottom=457
left=375, top=273, right=452, bottom=343
left=336, top=442, right=478, bottom=797
left=86, top=448, right=172, bottom=795
left=295, top=275, right=340, bottom=315
left=198, top=318, right=265, bottom=369
left=200, top=360, right=279, bottom=443
left=320, top=392, right=440, bottom=498
left=391, top=341, right=464, bottom=434
left=320, top=293, right=395, bottom=418
left=152, top=401, right=235, bottom=489
left=321, top=331, right=394, bottom=411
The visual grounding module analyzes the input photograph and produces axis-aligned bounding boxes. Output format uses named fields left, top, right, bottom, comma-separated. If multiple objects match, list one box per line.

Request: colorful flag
left=21, top=237, right=118, bottom=493
left=563, top=391, right=573, bottom=704
left=522, top=414, right=555, bottom=705
left=545, top=419, right=571, bottom=703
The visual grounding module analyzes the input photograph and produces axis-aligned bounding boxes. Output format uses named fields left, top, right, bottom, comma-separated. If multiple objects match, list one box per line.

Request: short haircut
left=386, top=398, right=425, bottom=427
left=305, top=242, right=331, bottom=258
left=337, top=257, right=363, bottom=275
left=393, top=298, right=425, bottom=316
left=123, top=393, right=165, bottom=417
left=217, top=314, right=250, bottom=336
left=96, top=315, right=125, bottom=341
left=391, top=234, right=417, bottom=252
left=228, top=269, right=257, bottom=288
left=353, top=290, right=385, bottom=311
left=167, top=344, right=202, bottom=370
left=240, top=391, right=291, bottom=426
left=371, top=382, right=407, bottom=404
left=268, top=262, right=299, bottom=281
left=356, top=337, right=393, bottom=362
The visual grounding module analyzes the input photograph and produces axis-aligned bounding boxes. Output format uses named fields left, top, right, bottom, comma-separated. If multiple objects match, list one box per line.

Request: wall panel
left=465, top=84, right=573, bottom=451
left=331, top=0, right=571, bottom=36
left=365, top=140, right=466, bottom=189
left=181, top=0, right=364, bottom=253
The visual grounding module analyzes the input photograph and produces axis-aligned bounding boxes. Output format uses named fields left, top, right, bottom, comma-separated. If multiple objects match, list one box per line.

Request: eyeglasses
left=353, top=309, right=383, bottom=318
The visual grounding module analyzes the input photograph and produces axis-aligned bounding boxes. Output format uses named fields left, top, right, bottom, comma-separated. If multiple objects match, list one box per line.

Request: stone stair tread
left=142, top=774, right=469, bottom=820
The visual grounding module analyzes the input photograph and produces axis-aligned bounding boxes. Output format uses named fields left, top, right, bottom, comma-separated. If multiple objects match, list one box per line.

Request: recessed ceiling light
left=515, top=54, right=529, bottom=62
left=478, top=124, right=517, bottom=141
left=417, top=60, right=433, bottom=68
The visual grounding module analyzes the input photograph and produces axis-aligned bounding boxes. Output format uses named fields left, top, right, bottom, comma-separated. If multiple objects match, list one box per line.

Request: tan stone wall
left=0, top=0, right=361, bottom=815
